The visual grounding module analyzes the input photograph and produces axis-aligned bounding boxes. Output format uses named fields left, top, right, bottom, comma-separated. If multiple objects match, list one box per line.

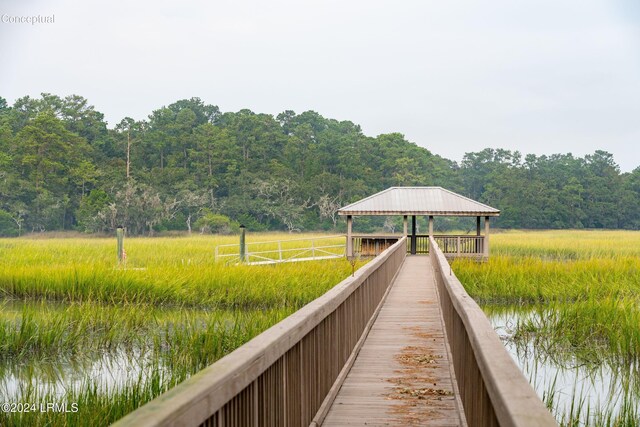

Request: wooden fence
left=429, top=237, right=557, bottom=426
left=113, top=238, right=407, bottom=427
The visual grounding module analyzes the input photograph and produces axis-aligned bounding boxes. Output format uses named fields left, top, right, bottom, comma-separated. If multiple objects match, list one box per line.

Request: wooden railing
left=351, top=235, right=399, bottom=257
left=411, top=234, right=430, bottom=253
left=350, top=235, right=484, bottom=257
left=113, top=238, right=407, bottom=427
left=429, top=237, right=557, bottom=426
left=434, top=235, right=484, bottom=258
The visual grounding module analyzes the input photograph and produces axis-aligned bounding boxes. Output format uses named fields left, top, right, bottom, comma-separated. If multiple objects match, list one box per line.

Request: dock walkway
left=323, top=256, right=466, bottom=426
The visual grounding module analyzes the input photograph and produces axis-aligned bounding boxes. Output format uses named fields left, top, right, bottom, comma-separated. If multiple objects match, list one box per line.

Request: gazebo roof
left=338, top=187, right=500, bottom=217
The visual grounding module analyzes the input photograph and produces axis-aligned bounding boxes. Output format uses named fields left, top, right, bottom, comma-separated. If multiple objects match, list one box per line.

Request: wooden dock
left=114, top=237, right=557, bottom=427
left=323, top=256, right=466, bottom=426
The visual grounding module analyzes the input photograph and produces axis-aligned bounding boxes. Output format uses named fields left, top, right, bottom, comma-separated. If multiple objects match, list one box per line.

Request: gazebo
left=338, top=187, right=500, bottom=259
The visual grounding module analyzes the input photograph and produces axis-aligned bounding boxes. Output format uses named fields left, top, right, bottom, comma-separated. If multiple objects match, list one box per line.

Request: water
left=0, top=299, right=198, bottom=402
left=487, top=307, right=640, bottom=424
left=0, top=348, right=164, bottom=399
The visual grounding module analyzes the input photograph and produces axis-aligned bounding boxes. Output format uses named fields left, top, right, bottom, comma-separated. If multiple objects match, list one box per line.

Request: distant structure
left=338, top=186, right=500, bottom=258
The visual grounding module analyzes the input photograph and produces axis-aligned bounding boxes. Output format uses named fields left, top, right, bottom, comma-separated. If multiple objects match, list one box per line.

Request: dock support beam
left=484, top=216, right=490, bottom=258
left=411, top=215, right=416, bottom=254
left=346, top=215, right=353, bottom=257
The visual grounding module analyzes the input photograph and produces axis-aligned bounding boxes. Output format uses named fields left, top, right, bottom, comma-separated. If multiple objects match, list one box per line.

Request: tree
left=115, top=117, right=144, bottom=181
left=195, top=212, right=237, bottom=234
left=1, top=92, right=639, bottom=234
left=177, top=190, right=209, bottom=233
left=255, top=178, right=310, bottom=232
left=0, top=210, right=19, bottom=236
left=77, top=189, right=112, bottom=232
left=316, top=194, right=342, bottom=228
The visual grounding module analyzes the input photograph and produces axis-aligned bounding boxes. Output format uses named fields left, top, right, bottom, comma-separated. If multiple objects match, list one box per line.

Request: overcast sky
left=1, top=0, right=639, bottom=171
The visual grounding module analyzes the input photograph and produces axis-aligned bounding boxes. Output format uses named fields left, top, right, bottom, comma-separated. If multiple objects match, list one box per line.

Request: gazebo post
left=484, top=216, right=490, bottom=258
left=347, top=215, right=353, bottom=257
left=411, top=215, right=417, bottom=254
left=428, top=215, right=434, bottom=237
left=476, top=216, right=481, bottom=254
left=403, top=215, right=408, bottom=236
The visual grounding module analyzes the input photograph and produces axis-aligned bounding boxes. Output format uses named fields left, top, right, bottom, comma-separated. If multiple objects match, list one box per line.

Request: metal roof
left=337, top=187, right=500, bottom=216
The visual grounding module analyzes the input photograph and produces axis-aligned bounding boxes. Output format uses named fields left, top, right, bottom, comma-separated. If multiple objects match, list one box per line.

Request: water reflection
left=486, top=307, right=640, bottom=424
left=0, top=299, right=199, bottom=402
left=0, top=348, right=163, bottom=399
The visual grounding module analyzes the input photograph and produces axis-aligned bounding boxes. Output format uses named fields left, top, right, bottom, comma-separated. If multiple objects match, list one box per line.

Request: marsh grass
left=0, top=301, right=297, bottom=426
left=0, top=234, right=355, bottom=308
left=0, top=233, right=360, bottom=426
left=458, top=230, right=640, bottom=426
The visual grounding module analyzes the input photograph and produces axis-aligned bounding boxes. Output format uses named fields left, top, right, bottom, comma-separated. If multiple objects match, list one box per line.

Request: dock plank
left=322, top=256, right=466, bottom=426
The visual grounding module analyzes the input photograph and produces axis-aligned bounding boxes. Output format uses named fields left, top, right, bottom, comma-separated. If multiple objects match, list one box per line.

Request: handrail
left=350, top=235, right=486, bottom=257
left=113, top=237, right=407, bottom=427
left=429, top=237, right=557, bottom=426
left=215, top=235, right=346, bottom=264
left=215, top=234, right=345, bottom=249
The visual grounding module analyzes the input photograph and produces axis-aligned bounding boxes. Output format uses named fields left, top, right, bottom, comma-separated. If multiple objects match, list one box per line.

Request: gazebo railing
left=351, top=234, right=484, bottom=257
left=434, top=235, right=484, bottom=257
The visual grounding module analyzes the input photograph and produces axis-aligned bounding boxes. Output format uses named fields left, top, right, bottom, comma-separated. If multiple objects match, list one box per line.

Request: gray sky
left=1, top=0, right=639, bottom=171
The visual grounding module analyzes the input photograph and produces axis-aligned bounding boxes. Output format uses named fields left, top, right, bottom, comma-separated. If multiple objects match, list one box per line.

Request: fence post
left=278, top=241, right=283, bottom=261
left=116, top=226, right=125, bottom=265
left=457, top=236, right=461, bottom=257
left=239, top=225, right=246, bottom=263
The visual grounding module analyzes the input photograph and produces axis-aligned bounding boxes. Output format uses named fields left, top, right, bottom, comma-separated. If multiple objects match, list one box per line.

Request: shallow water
left=0, top=299, right=207, bottom=402
left=0, top=348, right=164, bottom=399
left=487, top=307, right=640, bottom=424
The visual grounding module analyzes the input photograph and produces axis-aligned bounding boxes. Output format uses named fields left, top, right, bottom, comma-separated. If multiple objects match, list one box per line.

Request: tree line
left=0, top=93, right=638, bottom=236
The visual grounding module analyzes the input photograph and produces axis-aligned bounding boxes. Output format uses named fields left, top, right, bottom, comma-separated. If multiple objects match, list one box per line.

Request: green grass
left=0, top=233, right=359, bottom=426
left=454, top=230, right=640, bottom=426
left=454, top=256, right=640, bottom=304
left=0, top=234, right=351, bottom=308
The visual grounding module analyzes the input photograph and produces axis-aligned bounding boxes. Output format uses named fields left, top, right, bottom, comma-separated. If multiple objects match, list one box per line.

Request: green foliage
left=0, top=210, right=19, bottom=236
left=76, top=189, right=112, bottom=232
left=194, top=212, right=237, bottom=234
left=1, top=93, right=639, bottom=235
